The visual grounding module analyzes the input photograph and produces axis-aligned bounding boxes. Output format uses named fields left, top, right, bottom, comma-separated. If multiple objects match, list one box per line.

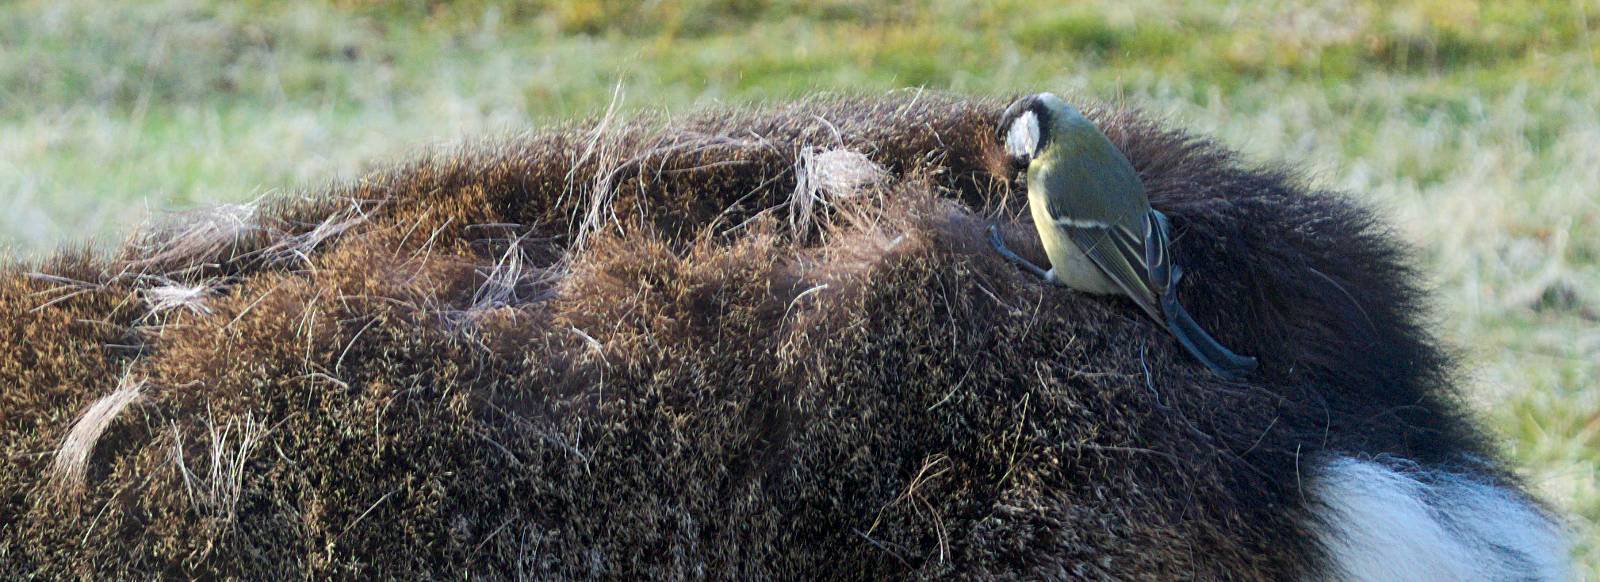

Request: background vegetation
left=2, top=0, right=1595, bottom=573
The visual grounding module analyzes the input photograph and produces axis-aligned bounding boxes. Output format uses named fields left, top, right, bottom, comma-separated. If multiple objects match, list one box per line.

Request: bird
left=988, top=92, right=1257, bottom=380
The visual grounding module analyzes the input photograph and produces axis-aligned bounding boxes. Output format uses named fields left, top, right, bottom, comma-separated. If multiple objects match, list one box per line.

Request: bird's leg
left=988, top=225, right=1054, bottom=282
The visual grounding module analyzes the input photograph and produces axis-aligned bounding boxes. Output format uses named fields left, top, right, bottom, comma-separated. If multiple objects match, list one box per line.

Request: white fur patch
left=1308, top=456, right=1571, bottom=581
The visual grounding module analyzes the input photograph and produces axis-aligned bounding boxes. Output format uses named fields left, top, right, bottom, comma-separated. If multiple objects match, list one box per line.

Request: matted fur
left=0, top=92, right=1540, bottom=578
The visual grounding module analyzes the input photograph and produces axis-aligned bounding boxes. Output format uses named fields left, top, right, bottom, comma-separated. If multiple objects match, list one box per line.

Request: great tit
left=989, top=93, right=1258, bottom=380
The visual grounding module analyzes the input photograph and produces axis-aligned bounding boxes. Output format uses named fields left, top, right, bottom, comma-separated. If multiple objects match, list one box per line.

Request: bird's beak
left=1009, top=153, right=1031, bottom=172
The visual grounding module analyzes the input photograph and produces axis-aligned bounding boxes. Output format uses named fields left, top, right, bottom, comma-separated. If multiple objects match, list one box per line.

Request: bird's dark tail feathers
left=1160, top=264, right=1258, bottom=380
left=1143, top=211, right=1257, bottom=380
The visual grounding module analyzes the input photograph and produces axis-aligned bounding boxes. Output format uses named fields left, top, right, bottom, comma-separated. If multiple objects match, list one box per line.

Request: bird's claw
left=988, top=224, right=1053, bottom=282
left=987, top=224, right=1006, bottom=250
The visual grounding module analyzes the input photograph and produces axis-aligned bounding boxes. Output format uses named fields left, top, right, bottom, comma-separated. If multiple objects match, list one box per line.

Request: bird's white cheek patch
left=1006, top=111, right=1040, bottom=160
left=1307, top=456, right=1571, bottom=582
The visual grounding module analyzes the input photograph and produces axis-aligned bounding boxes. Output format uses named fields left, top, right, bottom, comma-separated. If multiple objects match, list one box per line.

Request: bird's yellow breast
left=1026, top=163, right=1121, bottom=294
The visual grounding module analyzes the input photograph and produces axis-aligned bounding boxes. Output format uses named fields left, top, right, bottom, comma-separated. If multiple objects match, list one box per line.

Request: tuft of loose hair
left=791, top=147, right=889, bottom=238
left=48, top=375, right=145, bottom=501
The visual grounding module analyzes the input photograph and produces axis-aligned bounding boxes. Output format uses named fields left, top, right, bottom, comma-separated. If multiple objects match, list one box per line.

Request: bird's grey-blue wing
left=1038, top=139, right=1163, bottom=321
left=1144, top=210, right=1173, bottom=292
left=1059, top=221, right=1163, bottom=323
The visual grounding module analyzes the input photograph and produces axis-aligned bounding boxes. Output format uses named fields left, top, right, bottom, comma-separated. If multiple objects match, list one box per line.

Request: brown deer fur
left=0, top=92, right=1498, bottom=579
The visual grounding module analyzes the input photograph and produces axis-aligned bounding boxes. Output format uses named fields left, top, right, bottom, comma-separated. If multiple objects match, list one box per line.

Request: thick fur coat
left=0, top=93, right=1566, bottom=579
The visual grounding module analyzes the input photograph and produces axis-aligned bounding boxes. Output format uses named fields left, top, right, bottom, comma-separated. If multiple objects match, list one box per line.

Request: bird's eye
left=1005, top=110, right=1039, bottom=168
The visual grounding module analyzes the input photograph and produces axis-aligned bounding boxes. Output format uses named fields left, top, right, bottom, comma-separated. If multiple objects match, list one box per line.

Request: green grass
left=2, top=0, right=1596, bottom=573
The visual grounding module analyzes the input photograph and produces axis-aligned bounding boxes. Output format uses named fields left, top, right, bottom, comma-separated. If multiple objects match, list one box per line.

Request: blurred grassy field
left=3, top=0, right=1596, bottom=573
